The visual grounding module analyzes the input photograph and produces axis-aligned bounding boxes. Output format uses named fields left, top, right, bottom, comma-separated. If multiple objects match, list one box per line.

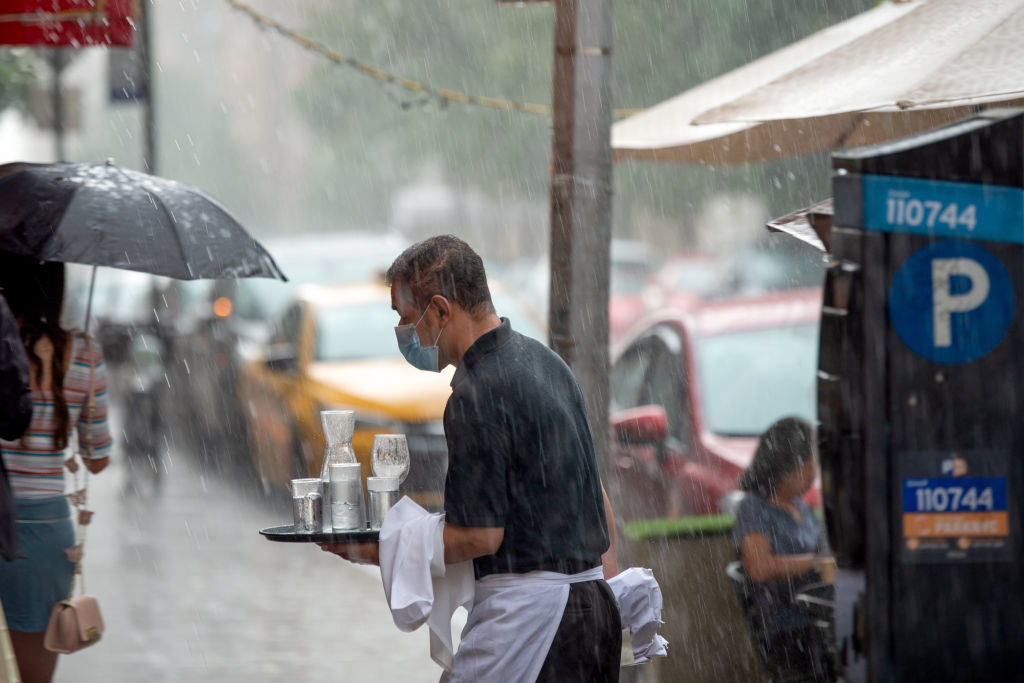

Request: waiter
left=323, top=235, right=621, bottom=681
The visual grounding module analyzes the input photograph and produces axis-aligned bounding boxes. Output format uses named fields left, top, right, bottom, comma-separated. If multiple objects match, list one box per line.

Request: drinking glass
left=371, top=434, right=410, bottom=484
left=366, top=476, right=401, bottom=530
left=329, top=463, right=366, bottom=531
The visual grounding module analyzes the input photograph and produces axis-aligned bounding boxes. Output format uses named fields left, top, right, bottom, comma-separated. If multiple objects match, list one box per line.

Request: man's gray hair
left=385, top=235, right=494, bottom=317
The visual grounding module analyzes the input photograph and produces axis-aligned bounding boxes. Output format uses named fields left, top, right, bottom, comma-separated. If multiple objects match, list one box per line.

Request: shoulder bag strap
left=67, top=331, right=97, bottom=598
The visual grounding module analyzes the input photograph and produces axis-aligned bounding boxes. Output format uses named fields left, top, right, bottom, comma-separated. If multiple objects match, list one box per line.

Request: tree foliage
left=0, top=50, right=36, bottom=114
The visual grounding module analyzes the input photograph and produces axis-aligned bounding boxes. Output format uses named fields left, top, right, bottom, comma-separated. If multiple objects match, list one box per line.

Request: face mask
left=395, top=304, right=444, bottom=372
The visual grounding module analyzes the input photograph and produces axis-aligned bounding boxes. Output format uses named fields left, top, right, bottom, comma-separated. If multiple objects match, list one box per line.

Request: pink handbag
left=43, top=595, right=104, bottom=654
left=43, top=334, right=104, bottom=655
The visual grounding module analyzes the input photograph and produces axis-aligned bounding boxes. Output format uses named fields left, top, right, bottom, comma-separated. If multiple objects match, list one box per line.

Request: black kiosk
left=819, top=108, right=1024, bottom=681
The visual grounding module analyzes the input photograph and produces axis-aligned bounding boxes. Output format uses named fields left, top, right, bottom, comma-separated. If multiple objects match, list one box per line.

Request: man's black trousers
left=536, top=579, right=621, bottom=682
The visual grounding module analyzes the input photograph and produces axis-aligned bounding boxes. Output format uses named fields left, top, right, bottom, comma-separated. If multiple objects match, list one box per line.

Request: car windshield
left=315, top=302, right=402, bottom=362
left=696, top=323, right=818, bottom=437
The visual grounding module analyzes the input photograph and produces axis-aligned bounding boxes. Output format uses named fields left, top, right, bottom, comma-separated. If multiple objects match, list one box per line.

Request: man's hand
left=318, top=541, right=380, bottom=566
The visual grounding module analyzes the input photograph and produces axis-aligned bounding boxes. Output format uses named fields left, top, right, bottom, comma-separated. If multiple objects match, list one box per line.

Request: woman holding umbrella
left=0, top=253, right=112, bottom=683
left=0, top=161, right=282, bottom=678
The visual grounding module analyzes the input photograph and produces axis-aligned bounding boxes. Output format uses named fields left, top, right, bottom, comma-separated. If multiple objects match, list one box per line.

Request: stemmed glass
left=371, top=434, right=410, bottom=484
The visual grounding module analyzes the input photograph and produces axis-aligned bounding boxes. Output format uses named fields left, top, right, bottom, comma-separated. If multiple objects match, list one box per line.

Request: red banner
left=0, top=0, right=134, bottom=47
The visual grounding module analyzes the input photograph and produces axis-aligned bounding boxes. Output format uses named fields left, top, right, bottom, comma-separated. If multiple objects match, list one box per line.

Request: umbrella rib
left=103, top=163, right=193, bottom=279
left=147, top=183, right=194, bottom=280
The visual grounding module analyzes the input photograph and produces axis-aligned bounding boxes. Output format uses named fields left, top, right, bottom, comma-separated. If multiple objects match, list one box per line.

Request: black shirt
left=443, top=318, right=610, bottom=579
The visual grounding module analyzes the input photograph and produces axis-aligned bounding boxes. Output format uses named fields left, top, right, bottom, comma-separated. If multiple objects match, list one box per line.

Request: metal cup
left=291, top=478, right=323, bottom=533
left=292, top=492, right=323, bottom=533
left=329, top=463, right=366, bottom=531
left=366, top=476, right=400, bottom=530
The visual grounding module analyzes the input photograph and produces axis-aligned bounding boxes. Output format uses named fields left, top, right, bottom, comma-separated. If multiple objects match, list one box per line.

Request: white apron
left=442, top=566, right=604, bottom=683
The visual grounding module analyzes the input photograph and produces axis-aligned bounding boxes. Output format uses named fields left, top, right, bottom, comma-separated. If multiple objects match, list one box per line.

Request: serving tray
left=259, top=525, right=379, bottom=543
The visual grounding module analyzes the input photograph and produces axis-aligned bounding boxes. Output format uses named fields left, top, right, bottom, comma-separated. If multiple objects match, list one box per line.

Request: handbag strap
left=67, top=331, right=97, bottom=598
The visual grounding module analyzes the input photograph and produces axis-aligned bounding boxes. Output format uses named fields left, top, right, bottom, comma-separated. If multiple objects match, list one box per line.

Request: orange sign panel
left=903, top=512, right=1009, bottom=538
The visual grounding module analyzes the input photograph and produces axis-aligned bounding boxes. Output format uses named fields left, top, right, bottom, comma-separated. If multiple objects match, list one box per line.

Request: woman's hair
left=0, top=252, right=70, bottom=450
left=738, top=417, right=814, bottom=499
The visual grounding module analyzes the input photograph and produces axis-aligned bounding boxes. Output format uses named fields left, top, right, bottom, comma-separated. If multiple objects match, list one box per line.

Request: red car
left=607, top=287, right=822, bottom=520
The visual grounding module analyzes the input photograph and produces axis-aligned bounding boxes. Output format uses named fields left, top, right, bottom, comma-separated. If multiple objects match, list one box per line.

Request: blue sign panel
left=889, top=241, right=1014, bottom=364
left=863, top=174, right=1024, bottom=244
left=902, top=477, right=1008, bottom=513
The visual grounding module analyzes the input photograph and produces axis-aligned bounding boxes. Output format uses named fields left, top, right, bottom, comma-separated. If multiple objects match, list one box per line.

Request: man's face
left=391, top=281, right=441, bottom=356
left=390, top=281, right=422, bottom=327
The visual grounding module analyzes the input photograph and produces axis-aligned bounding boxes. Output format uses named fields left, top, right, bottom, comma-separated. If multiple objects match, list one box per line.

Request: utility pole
left=51, top=49, right=67, bottom=161
left=140, top=0, right=157, bottom=173
left=548, top=0, right=614, bottom=474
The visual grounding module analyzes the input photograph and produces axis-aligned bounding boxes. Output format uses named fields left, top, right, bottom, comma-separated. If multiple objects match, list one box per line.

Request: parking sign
left=888, top=241, right=1014, bottom=364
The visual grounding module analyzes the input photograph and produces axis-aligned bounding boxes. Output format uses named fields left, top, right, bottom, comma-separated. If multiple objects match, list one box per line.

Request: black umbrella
left=0, top=161, right=286, bottom=282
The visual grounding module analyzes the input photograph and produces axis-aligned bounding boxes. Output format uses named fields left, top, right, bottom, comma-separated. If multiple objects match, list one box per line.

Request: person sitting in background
left=0, top=254, right=112, bottom=683
left=733, top=416, right=834, bottom=680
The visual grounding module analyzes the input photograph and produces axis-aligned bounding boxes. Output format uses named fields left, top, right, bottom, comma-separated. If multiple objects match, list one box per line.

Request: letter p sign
left=932, top=258, right=989, bottom=348
left=890, top=242, right=1014, bottom=364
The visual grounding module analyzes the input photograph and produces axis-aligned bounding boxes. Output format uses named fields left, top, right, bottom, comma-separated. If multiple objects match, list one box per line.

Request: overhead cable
left=225, top=0, right=643, bottom=119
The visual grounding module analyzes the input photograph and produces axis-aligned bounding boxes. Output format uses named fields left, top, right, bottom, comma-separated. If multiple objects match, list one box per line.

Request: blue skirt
left=0, top=496, right=74, bottom=632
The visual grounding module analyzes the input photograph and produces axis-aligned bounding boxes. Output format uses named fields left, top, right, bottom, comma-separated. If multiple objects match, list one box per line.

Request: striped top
left=0, top=333, right=112, bottom=500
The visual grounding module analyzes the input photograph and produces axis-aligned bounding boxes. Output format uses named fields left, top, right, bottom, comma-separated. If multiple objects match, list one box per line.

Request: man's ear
left=431, top=294, right=453, bottom=324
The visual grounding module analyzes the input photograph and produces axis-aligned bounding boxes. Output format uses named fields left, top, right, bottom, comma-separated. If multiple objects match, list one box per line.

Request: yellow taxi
left=238, top=281, right=454, bottom=508
left=238, top=279, right=545, bottom=509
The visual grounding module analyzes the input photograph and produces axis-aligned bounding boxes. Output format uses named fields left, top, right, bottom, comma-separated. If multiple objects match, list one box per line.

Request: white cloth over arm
left=377, top=496, right=475, bottom=671
left=608, top=567, right=669, bottom=664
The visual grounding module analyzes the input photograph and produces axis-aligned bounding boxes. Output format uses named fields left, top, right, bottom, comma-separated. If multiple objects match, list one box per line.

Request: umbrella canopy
left=0, top=161, right=286, bottom=281
left=613, top=0, right=1024, bottom=165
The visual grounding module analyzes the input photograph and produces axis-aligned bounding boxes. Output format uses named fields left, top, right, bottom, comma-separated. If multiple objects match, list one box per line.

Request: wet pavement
left=52, top=405, right=439, bottom=683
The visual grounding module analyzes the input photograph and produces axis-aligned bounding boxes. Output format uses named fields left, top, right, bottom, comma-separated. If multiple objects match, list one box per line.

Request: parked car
left=238, top=279, right=545, bottom=507
left=498, top=239, right=661, bottom=344
left=716, top=235, right=826, bottom=298
left=640, top=253, right=724, bottom=313
left=607, top=287, right=823, bottom=521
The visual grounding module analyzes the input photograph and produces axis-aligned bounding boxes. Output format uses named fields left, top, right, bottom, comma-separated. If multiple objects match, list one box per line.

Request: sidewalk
left=52, top=431, right=437, bottom=682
